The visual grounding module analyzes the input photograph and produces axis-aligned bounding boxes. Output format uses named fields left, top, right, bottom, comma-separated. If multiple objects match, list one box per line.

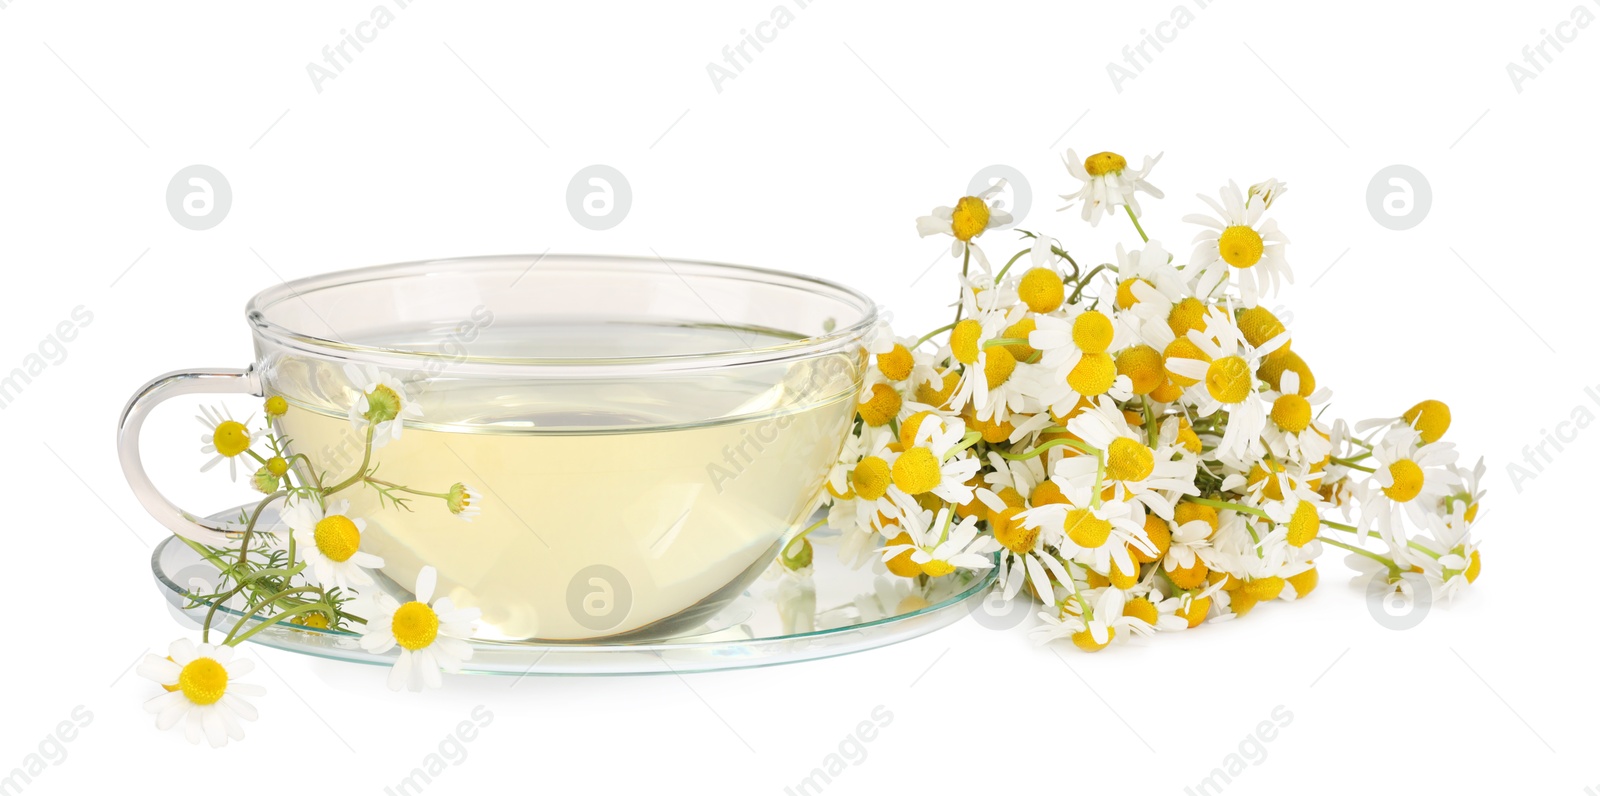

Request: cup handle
left=117, top=367, right=268, bottom=547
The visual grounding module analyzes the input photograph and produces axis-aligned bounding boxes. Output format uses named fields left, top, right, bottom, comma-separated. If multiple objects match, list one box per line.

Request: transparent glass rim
left=245, top=254, right=880, bottom=373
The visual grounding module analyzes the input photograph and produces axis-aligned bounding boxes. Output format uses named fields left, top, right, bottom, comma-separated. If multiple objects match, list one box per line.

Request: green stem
left=1187, top=496, right=1270, bottom=521
left=994, top=248, right=1030, bottom=283
left=1318, top=536, right=1400, bottom=576
left=225, top=602, right=338, bottom=647
left=323, top=426, right=376, bottom=495
left=916, top=322, right=957, bottom=349
left=1331, top=457, right=1376, bottom=473
left=997, top=437, right=1099, bottom=462
left=1125, top=205, right=1149, bottom=243
left=950, top=247, right=971, bottom=330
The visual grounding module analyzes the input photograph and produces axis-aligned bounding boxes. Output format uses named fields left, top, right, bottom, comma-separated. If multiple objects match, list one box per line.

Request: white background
left=1, top=1, right=1595, bottom=793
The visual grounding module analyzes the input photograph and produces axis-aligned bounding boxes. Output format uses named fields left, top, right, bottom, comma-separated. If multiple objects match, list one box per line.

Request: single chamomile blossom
left=1358, top=425, right=1462, bottom=540
left=138, top=638, right=264, bottom=748
left=916, top=180, right=1013, bottom=270
left=1058, top=149, right=1164, bottom=227
left=1184, top=180, right=1292, bottom=307
left=1030, top=586, right=1138, bottom=651
left=345, top=363, right=423, bottom=449
left=196, top=404, right=260, bottom=481
left=1020, top=480, right=1154, bottom=580
left=878, top=493, right=997, bottom=577
left=1260, top=369, right=1332, bottom=465
left=884, top=413, right=982, bottom=506
left=360, top=566, right=480, bottom=692
left=1057, top=395, right=1198, bottom=520
left=1111, top=240, right=1186, bottom=316
left=1166, top=306, right=1289, bottom=461
left=283, top=497, right=384, bottom=592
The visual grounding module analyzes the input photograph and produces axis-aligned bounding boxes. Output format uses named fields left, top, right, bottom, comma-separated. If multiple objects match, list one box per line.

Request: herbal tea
left=271, top=322, right=857, bottom=640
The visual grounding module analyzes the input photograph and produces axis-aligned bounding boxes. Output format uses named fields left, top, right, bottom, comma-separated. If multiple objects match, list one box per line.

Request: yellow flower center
left=1064, top=509, right=1112, bottom=548
left=1018, top=268, right=1065, bottom=313
left=877, top=344, right=914, bottom=382
left=1247, top=464, right=1286, bottom=500
left=1167, top=297, right=1207, bottom=338
left=920, top=559, right=956, bottom=578
left=885, top=532, right=922, bottom=578
left=950, top=196, right=991, bottom=242
left=1270, top=393, right=1312, bottom=433
left=1237, top=306, right=1289, bottom=351
left=1163, top=338, right=1210, bottom=387
left=1136, top=514, right=1172, bottom=563
left=891, top=447, right=942, bottom=495
left=1106, top=437, right=1155, bottom=483
left=1230, top=592, right=1260, bottom=617
left=915, top=371, right=960, bottom=410
left=1258, top=351, right=1315, bottom=396
left=1287, top=567, right=1319, bottom=598
left=1168, top=559, right=1209, bottom=591
left=1031, top=479, right=1068, bottom=506
left=263, top=395, right=289, bottom=417
left=1383, top=459, right=1425, bottom=502
left=1109, top=556, right=1140, bottom=589
left=1175, top=418, right=1202, bottom=453
left=178, top=657, right=229, bottom=706
left=266, top=456, right=290, bottom=477
left=1465, top=550, right=1481, bottom=583
left=1002, top=318, right=1037, bottom=361
left=292, top=612, right=331, bottom=629
left=1177, top=596, right=1211, bottom=628
left=1286, top=501, right=1320, bottom=546
left=1205, top=355, right=1253, bottom=404
left=1115, top=278, right=1151, bottom=310
left=1068, top=353, right=1116, bottom=396
left=993, top=512, right=1039, bottom=554
left=391, top=601, right=440, bottom=651
left=1123, top=597, right=1160, bottom=626
left=1072, top=626, right=1114, bottom=652
left=850, top=456, right=892, bottom=501
left=950, top=319, right=983, bottom=365
left=1403, top=400, right=1451, bottom=444
left=1082, top=151, right=1128, bottom=177
left=899, top=411, right=935, bottom=449
left=211, top=420, right=252, bottom=458
left=984, top=346, right=1017, bottom=389
left=1115, top=345, right=1164, bottom=396
left=313, top=515, right=362, bottom=563
left=1174, top=502, right=1219, bottom=537
left=1217, top=225, right=1265, bottom=268
left=856, top=383, right=902, bottom=427
left=1072, top=311, right=1115, bottom=354
left=1240, top=576, right=1285, bottom=601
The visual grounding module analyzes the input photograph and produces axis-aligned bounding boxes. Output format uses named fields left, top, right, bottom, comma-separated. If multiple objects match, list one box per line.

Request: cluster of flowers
left=138, top=366, right=479, bottom=746
left=806, top=151, right=1485, bottom=652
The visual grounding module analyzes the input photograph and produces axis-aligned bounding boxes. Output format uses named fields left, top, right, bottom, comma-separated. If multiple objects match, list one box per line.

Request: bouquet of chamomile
left=797, top=151, right=1484, bottom=651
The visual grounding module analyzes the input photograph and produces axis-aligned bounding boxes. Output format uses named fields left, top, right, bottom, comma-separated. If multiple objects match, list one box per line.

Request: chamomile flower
left=1030, top=587, right=1137, bottom=651
left=1057, top=396, right=1198, bottom=520
left=1184, top=180, right=1291, bottom=307
left=1359, top=425, right=1461, bottom=538
left=1122, top=585, right=1192, bottom=634
left=1025, top=309, right=1135, bottom=419
left=1260, top=370, right=1332, bottom=465
left=360, top=566, right=480, bottom=692
left=1165, top=306, right=1288, bottom=461
left=446, top=483, right=481, bottom=521
left=886, top=413, right=982, bottom=505
left=138, top=638, right=263, bottom=748
left=878, top=493, right=997, bottom=577
left=283, top=497, right=384, bottom=592
left=1059, top=149, right=1164, bottom=227
left=344, top=364, right=423, bottom=449
left=1111, top=240, right=1185, bottom=315
left=916, top=180, right=1013, bottom=270
left=1021, top=481, right=1154, bottom=580
left=196, top=404, right=259, bottom=481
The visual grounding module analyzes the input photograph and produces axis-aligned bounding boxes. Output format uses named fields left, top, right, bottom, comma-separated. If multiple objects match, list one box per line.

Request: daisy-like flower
left=1184, top=180, right=1291, bottom=307
left=1020, top=480, right=1154, bottom=582
left=1112, top=240, right=1187, bottom=321
left=1058, top=149, right=1164, bottom=227
left=1122, top=584, right=1193, bottom=634
left=1358, top=425, right=1462, bottom=541
left=1057, top=396, right=1198, bottom=520
left=345, top=364, right=423, bottom=449
left=138, top=638, right=264, bottom=748
left=1166, top=305, right=1289, bottom=461
left=885, top=413, right=982, bottom=506
left=1030, top=586, right=1137, bottom=651
left=283, top=497, right=384, bottom=592
left=196, top=404, right=259, bottom=481
left=870, top=333, right=942, bottom=397
left=878, top=492, right=997, bottom=577
left=916, top=180, right=1013, bottom=270
left=1260, top=369, right=1332, bottom=466
left=360, top=566, right=480, bottom=692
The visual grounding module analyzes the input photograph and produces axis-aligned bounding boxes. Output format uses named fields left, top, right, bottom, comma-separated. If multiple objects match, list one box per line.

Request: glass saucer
left=150, top=506, right=997, bottom=675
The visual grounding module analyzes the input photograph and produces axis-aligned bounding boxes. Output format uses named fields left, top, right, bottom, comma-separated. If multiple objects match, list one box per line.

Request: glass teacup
left=118, top=255, right=876, bottom=641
